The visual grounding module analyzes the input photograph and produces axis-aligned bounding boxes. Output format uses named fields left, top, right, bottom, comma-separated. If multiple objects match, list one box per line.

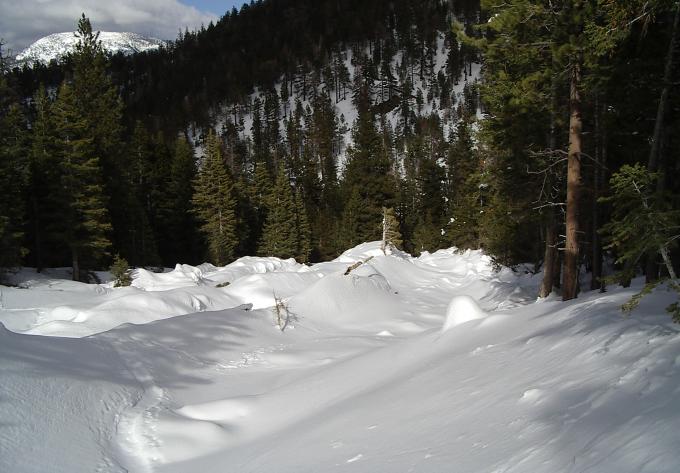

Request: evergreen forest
left=1, top=0, right=679, bottom=304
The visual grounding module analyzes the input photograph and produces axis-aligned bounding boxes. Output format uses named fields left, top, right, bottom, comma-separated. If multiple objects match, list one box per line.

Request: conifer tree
left=412, top=215, right=442, bottom=254
left=294, top=190, right=311, bottom=263
left=27, top=86, right=61, bottom=270
left=0, top=101, right=29, bottom=269
left=258, top=165, right=298, bottom=259
left=124, top=121, right=160, bottom=266
left=192, top=131, right=237, bottom=265
left=600, top=164, right=679, bottom=282
left=165, top=135, right=198, bottom=263
left=0, top=55, right=28, bottom=272
left=53, top=82, right=112, bottom=280
left=446, top=114, right=482, bottom=249
left=252, top=160, right=274, bottom=235
left=70, top=15, right=126, bottom=258
left=342, top=87, right=397, bottom=242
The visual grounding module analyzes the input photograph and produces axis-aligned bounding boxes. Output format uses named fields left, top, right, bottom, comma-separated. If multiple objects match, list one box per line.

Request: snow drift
left=1, top=242, right=679, bottom=473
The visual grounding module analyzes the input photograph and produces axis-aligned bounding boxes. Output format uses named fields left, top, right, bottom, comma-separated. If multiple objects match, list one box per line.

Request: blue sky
left=184, top=1, right=247, bottom=16
left=0, top=0, right=247, bottom=54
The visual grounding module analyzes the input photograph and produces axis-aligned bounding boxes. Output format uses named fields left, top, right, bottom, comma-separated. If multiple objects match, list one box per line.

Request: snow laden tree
left=53, top=82, right=112, bottom=281
left=258, top=165, right=311, bottom=261
left=381, top=207, right=402, bottom=254
left=192, top=131, right=238, bottom=265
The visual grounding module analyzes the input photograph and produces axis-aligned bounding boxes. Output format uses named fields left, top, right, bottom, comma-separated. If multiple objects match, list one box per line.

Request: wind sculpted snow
left=1, top=242, right=679, bottom=472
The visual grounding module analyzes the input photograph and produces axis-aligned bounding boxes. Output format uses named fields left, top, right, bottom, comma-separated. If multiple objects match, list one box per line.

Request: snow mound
left=442, top=295, right=488, bottom=331
left=289, top=265, right=402, bottom=330
left=417, top=247, right=495, bottom=278
left=333, top=241, right=411, bottom=264
left=131, top=257, right=305, bottom=291
left=206, top=256, right=305, bottom=286
left=133, top=264, right=208, bottom=291
left=222, top=271, right=323, bottom=309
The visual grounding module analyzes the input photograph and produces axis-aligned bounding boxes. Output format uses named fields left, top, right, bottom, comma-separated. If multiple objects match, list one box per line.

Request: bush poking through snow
left=110, top=255, right=132, bottom=287
left=273, top=292, right=292, bottom=331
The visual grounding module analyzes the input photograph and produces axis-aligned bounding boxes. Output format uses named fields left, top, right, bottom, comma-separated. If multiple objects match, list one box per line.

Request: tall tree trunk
left=645, top=1, right=680, bottom=282
left=563, top=59, right=583, bottom=301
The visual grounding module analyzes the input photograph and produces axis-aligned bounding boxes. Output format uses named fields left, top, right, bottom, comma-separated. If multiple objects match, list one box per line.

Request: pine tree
left=69, top=15, right=126, bottom=260
left=110, top=254, right=132, bottom=287
left=27, top=85, right=61, bottom=270
left=258, top=165, right=298, bottom=259
left=600, top=164, right=679, bottom=282
left=124, top=121, right=160, bottom=266
left=294, top=189, right=311, bottom=263
left=164, top=135, right=198, bottom=263
left=342, top=86, right=397, bottom=243
left=192, top=131, right=238, bottom=265
left=0, top=57, right=28, bottom=272
left=445, top=115, right=483, bottom=249
left=0, top=101, right=29, bottom=269
left=339, top=187, right=362, bottom=250
left=412, top=215, right=442, bottom=254
left=53, top=82, right=112, bottom=280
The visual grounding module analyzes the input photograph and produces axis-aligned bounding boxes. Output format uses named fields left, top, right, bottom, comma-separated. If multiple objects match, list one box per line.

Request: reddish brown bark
left=563, top=60, right=582, bottom=301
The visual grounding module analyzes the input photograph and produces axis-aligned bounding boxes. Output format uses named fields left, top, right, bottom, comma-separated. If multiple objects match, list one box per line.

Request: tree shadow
left=0, top=305, right=258, bottom=391
left=510, top=297, right=680, bottom=471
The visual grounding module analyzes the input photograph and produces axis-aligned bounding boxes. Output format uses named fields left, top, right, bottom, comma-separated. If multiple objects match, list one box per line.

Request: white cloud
left=0, top=0, right=218, bottom=54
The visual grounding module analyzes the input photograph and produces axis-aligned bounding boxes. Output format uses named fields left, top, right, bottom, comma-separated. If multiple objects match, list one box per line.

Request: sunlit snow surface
left=14, top=32, right=164, bottom=65
left=1, top=242, right=679, bottom=472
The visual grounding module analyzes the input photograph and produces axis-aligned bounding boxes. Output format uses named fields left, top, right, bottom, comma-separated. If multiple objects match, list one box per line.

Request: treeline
left=0, top=17, right=201, bottom=280
left=469, top=0, right=680, bottom=301
left=1, top=0, right=679, bottom=306
left=0, top=1, right=483, bottom=280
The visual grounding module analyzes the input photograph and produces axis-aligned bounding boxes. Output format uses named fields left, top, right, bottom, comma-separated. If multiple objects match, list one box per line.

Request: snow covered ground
left=1, top=242, right=679, bottom=472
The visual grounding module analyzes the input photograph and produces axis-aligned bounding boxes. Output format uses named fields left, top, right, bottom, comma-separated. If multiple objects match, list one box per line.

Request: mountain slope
left=15, top=32, right=165, bottom=65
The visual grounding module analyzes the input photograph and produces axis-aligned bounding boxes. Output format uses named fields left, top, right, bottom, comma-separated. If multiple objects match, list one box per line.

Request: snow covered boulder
left=442, top=295, right=488, bottom=332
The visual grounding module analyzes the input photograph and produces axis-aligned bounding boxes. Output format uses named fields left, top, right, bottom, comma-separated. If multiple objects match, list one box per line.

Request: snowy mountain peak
left=15, top=31, right=165, bottom=65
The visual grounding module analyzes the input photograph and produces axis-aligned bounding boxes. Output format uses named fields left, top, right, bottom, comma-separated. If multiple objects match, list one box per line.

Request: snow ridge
left=15, top=32, right=165, bottom=65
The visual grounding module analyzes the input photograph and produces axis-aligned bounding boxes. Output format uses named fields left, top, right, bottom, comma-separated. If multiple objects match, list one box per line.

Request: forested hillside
left=1, top=0, right=678, bottom=307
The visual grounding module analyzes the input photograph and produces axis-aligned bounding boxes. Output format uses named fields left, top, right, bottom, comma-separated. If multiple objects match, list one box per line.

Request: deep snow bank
left=1, top=242, right=679, bottom=473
